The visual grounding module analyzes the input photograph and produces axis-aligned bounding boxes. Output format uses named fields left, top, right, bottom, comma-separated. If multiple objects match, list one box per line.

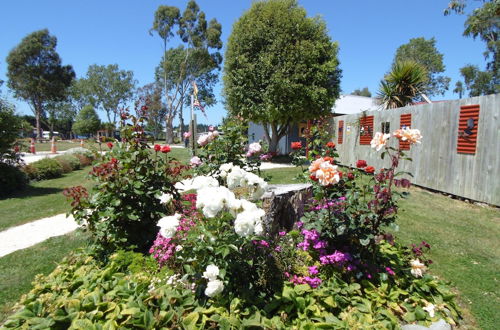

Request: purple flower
left=278, top=231, right=286, bottom=236
left=386, top=267, right=395, bottom=276
left=308, top=266, right=319, bottom=275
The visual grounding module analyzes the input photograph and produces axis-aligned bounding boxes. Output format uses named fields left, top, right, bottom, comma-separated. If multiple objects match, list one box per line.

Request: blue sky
left=0, top=0, right=486, bottom=125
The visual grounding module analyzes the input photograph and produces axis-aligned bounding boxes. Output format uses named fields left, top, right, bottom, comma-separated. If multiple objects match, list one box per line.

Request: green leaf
left=182, top=311, right=199, bottom=329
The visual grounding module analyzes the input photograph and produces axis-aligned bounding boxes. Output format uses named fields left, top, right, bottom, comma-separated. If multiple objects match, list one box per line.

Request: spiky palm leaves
left=378, top=61, right=428, bottom=109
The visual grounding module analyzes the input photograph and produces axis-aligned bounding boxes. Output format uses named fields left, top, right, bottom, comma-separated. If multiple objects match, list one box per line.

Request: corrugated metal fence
left=333, top=94, right=500, bottom=206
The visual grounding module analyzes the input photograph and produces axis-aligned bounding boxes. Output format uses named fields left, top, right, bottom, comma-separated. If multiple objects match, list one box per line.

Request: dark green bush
left=72, top=152, right=94, bottom=167
left=22, top=164, right=39, bottom=180
left=0, top=163, right=27, bottom=197
left=29, top=158, right=63, bottom=180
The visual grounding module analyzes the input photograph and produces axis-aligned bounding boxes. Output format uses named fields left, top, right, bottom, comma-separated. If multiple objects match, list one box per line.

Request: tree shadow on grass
left=0, top=186, right=63, bottom=201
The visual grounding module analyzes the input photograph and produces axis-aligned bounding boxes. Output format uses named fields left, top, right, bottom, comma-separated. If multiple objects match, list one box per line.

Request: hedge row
left=23, top=151, right=95, bottom=181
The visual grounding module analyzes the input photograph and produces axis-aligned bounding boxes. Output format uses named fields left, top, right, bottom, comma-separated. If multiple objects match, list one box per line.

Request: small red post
left=51, top=137, right=57, bottom=154
left=30, top=138, right=36, bottom=154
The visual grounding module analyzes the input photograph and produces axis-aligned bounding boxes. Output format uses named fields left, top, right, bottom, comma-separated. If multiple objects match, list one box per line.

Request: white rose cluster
left=174, top=175, right=219, bottom=192
left=221, top=163, right=268, bottom=201
left=157, top=193, right=173, bottom=205
left=202, top=264, right=224, bottom=297
left=157, top=213, right=182, bottom=239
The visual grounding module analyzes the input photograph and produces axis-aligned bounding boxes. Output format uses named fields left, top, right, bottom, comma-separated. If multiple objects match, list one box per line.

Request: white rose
left=157, top=213, right=181, bottom=239
left=205, top=279, right=224, bottom=297
left=158, top=193, right=173, bottom=204
left=202, top=264, right=220, bottom=281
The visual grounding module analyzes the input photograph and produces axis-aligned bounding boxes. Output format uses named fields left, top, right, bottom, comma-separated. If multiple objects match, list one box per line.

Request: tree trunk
left=165, top=115, right=175, bottom=144
left=35, top=104, right=42, bottom=141
left=179, top=102, right=184, bottom=138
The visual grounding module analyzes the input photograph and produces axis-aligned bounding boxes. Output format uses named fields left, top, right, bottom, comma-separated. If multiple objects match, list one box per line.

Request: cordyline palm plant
left=377, top=60, right=429, bottom=109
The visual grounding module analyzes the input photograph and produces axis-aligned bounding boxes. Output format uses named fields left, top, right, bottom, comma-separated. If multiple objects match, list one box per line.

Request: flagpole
left=190, top=92, right=195, bottom=156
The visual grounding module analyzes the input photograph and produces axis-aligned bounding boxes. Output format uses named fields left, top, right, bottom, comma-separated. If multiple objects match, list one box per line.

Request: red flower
left=161, top=145, right=171, bottom=153
left=13, top=145, right=20, bottom=153
left=356, top=159, right=367, bottom=168
left=309, top=174, right=318, bottom=181
left=365, top=166, right=375, bottom=174
left=110, top=158, right=118, bottom=164
left=347, top=172, right=355, bottom=180
left=107, top=142, right=113, bottom=149
left=326, top=141, right=335, bottom=148
left=291, top=141, right=302, bottom=150
left=154, top=144, right=161, bottom=152
left=338, top=171, right=343, bottom=178
left=323, top=156, right=334, bottom=164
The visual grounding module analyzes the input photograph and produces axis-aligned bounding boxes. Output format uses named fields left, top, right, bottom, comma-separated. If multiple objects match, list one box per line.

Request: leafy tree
left=393, top=37, right=450, bottom=97
left=351, top=87, right=372, bottom=97
left=459, top=64, right=498, bottom=96
left=453, top=81, right=465, bottom=98
left=77, top=64, right=136, bottom=126
left=377, top=61, right=429, bottom=109
left=463, top=1, right=499, bottom=80
left=6, top=29, right=75, bottom=140
left=0, top=98, right=21, bottom=163
left=151, top=0, right=222, bottom=143
left=72, top=105, right=101, bottom=136
left=135, top=83, right=165, bottom=140
left=223, top=0, right=341, bottom=152
left=45, top=100, right=78, bottom=138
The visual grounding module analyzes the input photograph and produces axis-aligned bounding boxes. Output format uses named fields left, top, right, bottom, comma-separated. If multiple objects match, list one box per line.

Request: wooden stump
left=261, top=184, right=312, bottom=235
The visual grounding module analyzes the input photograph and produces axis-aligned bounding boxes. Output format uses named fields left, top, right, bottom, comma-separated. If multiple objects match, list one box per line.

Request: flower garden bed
left=2, top=116, right=462, bottom=329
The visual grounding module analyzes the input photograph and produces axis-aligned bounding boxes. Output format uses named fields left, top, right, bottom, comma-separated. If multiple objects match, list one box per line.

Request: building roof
left=332, top=94, right=380, bottom=115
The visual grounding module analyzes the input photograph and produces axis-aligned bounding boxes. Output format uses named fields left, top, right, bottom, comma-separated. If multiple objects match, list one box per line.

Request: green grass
left=263, top=166, right=500, bottom=329
left=167, top=147, right=191, bottom=164
left=0, top=168, right=94, bottom=231
left=31, top=141, right=86, bottom=152
left=0, top=231, right=88, bottom=323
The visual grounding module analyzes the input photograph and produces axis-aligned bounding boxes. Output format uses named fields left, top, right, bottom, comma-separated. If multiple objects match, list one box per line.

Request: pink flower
left=308, top=266, right=319, bottom=275
left=190, top=156, right=202, bottom=167
left=183, top=132, right=192, bottom=139
left=370, top=132, right=390, bottom=151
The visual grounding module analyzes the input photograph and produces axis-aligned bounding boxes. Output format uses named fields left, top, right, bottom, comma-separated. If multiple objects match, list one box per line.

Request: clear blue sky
left=0, top=0, right=485, bottom=126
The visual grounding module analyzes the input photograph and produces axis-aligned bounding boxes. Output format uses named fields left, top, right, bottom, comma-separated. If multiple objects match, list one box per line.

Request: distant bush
left=28, top=158, right=63, bottom=180
left=0, top=163, right=27, bottom=197
left=55, top=155, right=81, bottom=171
left=54, top=157, right=72, bottom=173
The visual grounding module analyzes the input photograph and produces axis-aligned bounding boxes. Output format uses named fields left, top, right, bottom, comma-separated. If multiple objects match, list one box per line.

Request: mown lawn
left=0, top=168, right=94, bottom=231
left=0, top=231, right=88, bottom=323
left=262, top=166, right=500, bottom=330
left=30, top=140, right=86, bottom=152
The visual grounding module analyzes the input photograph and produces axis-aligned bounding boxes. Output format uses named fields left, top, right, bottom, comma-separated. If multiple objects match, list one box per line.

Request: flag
left=193, top=99, right=207, bottom=119
left=192, top=81, right=198, bottom=97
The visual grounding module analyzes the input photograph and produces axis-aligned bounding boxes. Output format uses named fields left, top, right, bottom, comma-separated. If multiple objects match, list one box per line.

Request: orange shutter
left=338, top=120, right=344, bottom=144
left=457, top=105, right=480, bottom=155
left=399, top=114, right=412, bottom=150
left=359, top=116, right=374, bottom=145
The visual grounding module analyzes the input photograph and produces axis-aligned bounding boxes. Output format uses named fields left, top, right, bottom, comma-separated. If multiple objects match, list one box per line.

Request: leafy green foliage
left=65, top=115, right=188, bottom=255
left=0, top=99, right=22, bottom=164
left=6, top=29, right=75, bottom=139
left=223, top=0, right=341, bottom=152
left=0, top=163, right=27, bottom=197
left=3, top=247, right=460, bottom=329
left=75, top=64, right=136, bottom=125
left=393, top=37, right=450, bottom=97
left=351, top=87, right=372, bottom=97
left=72, top=105, right=101, bottom=136
left=459, top=64, right=499, bottom=96
left=378, top=60, right=429, bottom=109
left=25, top=158, right=63, bottom=180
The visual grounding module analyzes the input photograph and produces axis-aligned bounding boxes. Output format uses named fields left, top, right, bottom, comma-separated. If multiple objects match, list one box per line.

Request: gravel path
left=0, top=214, right=78, bottom=257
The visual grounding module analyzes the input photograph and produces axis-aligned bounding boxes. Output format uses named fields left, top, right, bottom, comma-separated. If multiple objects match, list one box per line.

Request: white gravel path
left=0, top=214, right=78, bottom=258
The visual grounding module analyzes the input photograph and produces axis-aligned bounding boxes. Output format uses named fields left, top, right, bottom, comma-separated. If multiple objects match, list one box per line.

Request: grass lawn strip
left=0, top=231, right=88, bottom=324
left=0, top=168, right=93, bottom=231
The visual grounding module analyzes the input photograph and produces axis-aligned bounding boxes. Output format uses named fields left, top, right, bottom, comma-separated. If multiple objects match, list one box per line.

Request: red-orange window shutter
left=338, top=120, right=344, bottom=144
left=359, top=116, right=374, bottom=145
left=399, top=114, right=412, bottom=150
left=457, top=105, right=480, bottom=155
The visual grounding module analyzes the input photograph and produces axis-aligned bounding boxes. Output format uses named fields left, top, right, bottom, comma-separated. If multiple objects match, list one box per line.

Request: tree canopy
left=459, top=64, right=498, bottom=96
left=6, top=29, right=75, bottom=139
left=223, top=0, right=341, bottom=152
left=75, top=64, right=136, bottom=126
left=72, top=105, right=101, bottom=136
left=393, top=37, right=450, bottom=97
left=351, top=87, right=372, bottom=97
left=151, top=0, right=223, bottom=143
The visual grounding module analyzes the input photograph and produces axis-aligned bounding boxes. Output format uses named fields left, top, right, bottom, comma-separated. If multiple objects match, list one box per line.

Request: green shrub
left=54, top=156, right=73, bottom=173
left=22, top=164, right=39, bottom=180
left=55, top=155, right=81, bottom=171
left=0, top=163, right=27, bottom=197
left=29, top=158, right=63, bottom=180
